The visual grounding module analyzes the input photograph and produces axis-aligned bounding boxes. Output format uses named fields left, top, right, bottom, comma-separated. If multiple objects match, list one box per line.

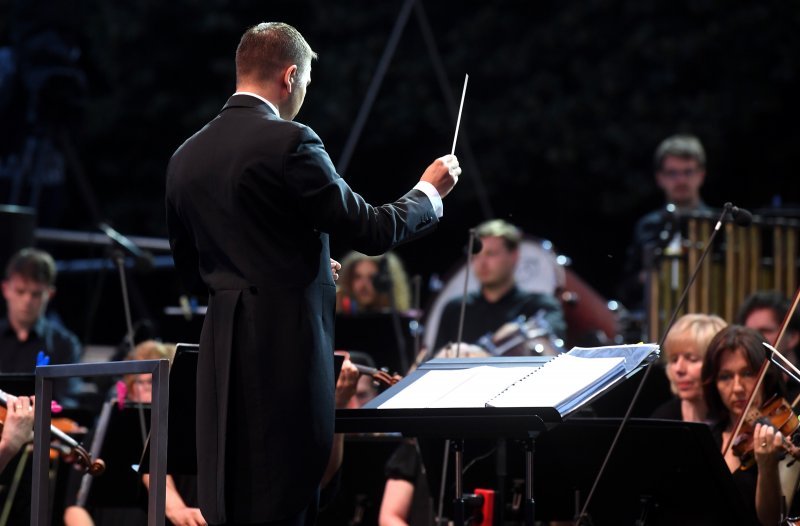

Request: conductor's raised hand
left=420, top=155, right=461, bottom=198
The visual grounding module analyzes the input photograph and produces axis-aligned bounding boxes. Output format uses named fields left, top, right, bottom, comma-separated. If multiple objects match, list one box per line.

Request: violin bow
left=723, top=285, right=800, bottom=457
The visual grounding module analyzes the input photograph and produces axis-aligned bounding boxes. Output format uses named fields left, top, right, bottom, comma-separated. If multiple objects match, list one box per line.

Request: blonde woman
left=650, top=313, right=727, bottom=422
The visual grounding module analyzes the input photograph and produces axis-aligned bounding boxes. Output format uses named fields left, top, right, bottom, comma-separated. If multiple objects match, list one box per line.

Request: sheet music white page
left=486, top=354, right=625, bottom=409
left=426, top=366, right=540, bottom=408
left=378, top=367, right=486, bottom=409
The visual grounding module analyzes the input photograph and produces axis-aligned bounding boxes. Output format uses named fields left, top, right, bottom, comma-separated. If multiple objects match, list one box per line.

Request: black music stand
left=531, top=418, right=758, bottom=525
left=139, top=343, right=198, bottom=475
left=336, top=356, right=563, bottom=526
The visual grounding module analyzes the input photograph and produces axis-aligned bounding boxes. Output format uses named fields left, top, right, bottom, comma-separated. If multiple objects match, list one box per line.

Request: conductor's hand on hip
left=421, top=155, right=461, bottom=198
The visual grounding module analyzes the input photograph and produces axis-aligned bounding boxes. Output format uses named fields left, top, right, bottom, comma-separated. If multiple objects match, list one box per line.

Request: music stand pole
left=452, top=439, right=466, bottom=526
left=112, top=249, right=136, bottom=357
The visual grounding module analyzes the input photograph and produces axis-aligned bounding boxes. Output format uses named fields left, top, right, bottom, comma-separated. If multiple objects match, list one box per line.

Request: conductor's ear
left=283, top=65, right=298, bottom=92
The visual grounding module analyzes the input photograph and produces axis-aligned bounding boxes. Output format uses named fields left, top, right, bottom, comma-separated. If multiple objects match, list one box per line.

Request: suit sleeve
left=284, top=126, right=438, bottom=255
left=166, top=194, right=204, bottom=296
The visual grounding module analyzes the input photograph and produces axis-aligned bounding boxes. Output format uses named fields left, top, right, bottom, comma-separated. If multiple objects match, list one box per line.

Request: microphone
left=725, top=202, right=753, bottom=227
left=98, top=222, right=154, bottom=270
left=576, top=202, right=752, bottom=525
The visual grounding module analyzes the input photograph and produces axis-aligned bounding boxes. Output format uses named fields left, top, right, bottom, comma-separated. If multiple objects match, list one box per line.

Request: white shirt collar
left=233, top=92, right=280, bottom=118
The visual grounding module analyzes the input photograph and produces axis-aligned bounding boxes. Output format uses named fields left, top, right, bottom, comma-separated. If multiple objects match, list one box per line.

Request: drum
left=422, top=236, right=566, bottom=353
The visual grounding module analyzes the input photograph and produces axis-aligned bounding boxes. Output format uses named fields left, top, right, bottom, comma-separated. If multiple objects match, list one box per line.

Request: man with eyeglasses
left=618, top=134, right=712, bottom=315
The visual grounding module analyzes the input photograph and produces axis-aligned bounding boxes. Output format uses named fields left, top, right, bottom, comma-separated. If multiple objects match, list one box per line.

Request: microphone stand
left=110, top=248, right=136, bottom=358
left=98, top=222, right=154, bottom=357
left=575, top=202, right=741, bottom=525
left=455, top=229, right=480, bottom=358
left=436, top=229, right=480, bottom=526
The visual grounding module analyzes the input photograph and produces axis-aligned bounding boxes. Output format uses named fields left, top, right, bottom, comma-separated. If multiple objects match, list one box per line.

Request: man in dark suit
left=165, top=22, right=460, bottom=526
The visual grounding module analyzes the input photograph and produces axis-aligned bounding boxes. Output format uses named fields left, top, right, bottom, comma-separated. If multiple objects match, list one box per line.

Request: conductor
left=165, top=22, right=460, bottom=526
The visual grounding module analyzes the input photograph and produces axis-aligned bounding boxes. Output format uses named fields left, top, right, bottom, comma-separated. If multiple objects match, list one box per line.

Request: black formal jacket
left=165, top=94, right=437, bottom=524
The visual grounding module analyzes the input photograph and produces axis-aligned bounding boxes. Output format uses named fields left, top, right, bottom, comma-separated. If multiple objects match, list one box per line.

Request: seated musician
left=431, top=219, right=566, bottom=355
left=335, top=250, right=412, bottom=314
left=0, top=394, right=34, bottom=475
left=701, top=324, right=794, bottom=525
left=0, top=248, right=84, bottom=409
left=737, top=290, right=800, bottom=401
left=343, top=351, right=380, bottom=409
left=650, top=313, right=727, bottom=422
left=62, top=339, right=198, bottom=526
left=0, top=394, right=35, bottom=523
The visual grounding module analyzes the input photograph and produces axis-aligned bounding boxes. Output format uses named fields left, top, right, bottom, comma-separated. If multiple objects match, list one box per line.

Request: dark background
left=2, top=0, right=799, bottom=346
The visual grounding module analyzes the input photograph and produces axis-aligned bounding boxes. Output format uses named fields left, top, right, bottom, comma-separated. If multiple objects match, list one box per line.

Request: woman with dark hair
left=701, top=325, right=788, bottom=525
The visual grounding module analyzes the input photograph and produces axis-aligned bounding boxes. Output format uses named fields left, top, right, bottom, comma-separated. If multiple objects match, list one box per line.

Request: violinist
left=650, top=313, right=727, bottom=422
left=0, top=394, right=35, bottom=524
left=0, top=394, right=34, bottom=473
left=701, top=325, right=790, bottom=525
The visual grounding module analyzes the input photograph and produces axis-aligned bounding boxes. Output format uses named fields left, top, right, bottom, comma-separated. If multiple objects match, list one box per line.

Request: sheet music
left=378, top=366, right=539, bottom=409
left=485, top=354, right=626, bottom=412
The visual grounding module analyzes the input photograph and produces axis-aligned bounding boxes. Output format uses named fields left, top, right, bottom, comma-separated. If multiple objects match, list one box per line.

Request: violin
left=0, top=390, right=105, bottom=475
left=731, top=394, right=800, bottom=470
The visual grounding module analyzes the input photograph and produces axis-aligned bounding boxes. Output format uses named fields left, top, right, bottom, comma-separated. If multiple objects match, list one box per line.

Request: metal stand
left=443, top=436, right=538, bottom=526
left=451, top=439, right=466, bottom=526
left=32, top=359, right=170, bottom=526
left=524, top=438, right=536, bottom=525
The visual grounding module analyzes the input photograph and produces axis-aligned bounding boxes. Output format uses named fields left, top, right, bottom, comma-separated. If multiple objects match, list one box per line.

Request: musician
left=335, top=251, right=412, bottom=314
left=737, top=290, right=800, bottom=400
left=0, top=393, right=34, bottom=525
left=165, top=21, right=460, bottom=525
left=62, top=339, right=199, bottom=526
left=432, top=219, right=566, bottom=353
left=702, top=325, right=791, bottom=525
left=0, top=248, right=83, bottom=408
left=618, top=134, right=712, bottom=312
left=650, top=313, right=727, bottom=422
left=0, top=394, right=34, bottom=474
